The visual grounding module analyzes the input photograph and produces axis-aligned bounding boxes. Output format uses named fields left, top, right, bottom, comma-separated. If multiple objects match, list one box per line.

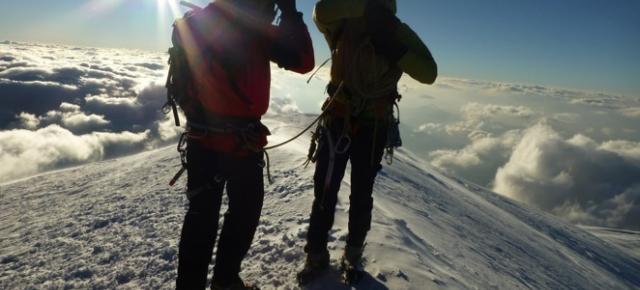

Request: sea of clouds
left=398, top=76, right=640, bottom=230
left=1, top=40, right=638, bottom=230
left=0, top=41, right=300, bottom=182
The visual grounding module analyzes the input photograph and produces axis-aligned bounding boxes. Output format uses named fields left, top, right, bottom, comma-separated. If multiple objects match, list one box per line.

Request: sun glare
left=164, top=0, right=185, bottom=18
left=155, top=0, right=191, bottom=48
left=155, top=0, right=181, bottom=18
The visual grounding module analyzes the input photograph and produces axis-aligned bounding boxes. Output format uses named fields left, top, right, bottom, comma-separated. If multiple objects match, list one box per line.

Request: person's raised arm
left=270, top=0, right=315, bottom=74
left=365, top=2, right=437, bottom=84
left=397, top=25, right=438, bottom=84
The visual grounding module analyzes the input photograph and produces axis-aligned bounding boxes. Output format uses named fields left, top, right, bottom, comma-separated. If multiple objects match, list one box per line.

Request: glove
left=364, top=1, right=408, bottom=63
left=275, top=0, right=297, bottom=15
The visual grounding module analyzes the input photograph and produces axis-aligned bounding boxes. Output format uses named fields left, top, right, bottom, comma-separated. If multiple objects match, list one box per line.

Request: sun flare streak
left=167, top=0, right=185, bottom=18
left=156, top=0, right=194, bottom=48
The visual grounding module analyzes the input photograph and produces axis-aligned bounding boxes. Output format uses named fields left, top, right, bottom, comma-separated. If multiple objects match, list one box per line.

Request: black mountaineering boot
left=297, top=249, right=330, bottom=285
left=341, top=244, right=365, bottom=285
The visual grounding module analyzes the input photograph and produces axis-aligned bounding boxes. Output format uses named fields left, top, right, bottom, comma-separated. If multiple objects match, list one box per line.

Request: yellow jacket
left=314, top=0, right=438, bottom=99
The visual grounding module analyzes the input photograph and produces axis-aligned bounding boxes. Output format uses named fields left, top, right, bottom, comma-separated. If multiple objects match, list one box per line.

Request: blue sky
left=1, top=0, right=639, bottom=96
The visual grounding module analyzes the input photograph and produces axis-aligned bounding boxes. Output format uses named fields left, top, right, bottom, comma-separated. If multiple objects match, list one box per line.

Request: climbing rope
left=259, top=81, right=344, bottom=183
left=168, top=81, right=345, bottom=186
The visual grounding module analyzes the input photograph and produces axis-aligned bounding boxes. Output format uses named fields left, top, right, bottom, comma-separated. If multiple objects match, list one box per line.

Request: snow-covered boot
left=341, top=244, right=365, bottom=285
left=211, top=279, right=260, bottom=290
left=296, top=249, right=330, bottom=285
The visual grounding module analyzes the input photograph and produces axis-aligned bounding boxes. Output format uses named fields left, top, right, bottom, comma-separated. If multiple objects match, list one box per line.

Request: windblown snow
left=1, top=114, right=639, bottom=290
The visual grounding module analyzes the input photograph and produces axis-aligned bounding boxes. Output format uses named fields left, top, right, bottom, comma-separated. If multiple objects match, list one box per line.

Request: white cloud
left=620, top=107, right=640, bottom=118
left=0, top=42, right=166, bottom=128
left=0, top=42, right=174, bottom=181
left=61, top=112, right=110, bottom=131
left=397, top=75, right=640, bottom=230
left=415, top=103, right=536, bottom=140
left=415, top=123, right=446, bottom=134
left=16, top=112, right=39, bottom=129
left=493, top=124, right=640, bottom=230
left=429, top=130, right=522, bottom=186
left=30, top=103, right=111, bottom=133
left=552, top=113, right=581, bottom=124
left=410, top=103, right=540, bottom=185
left=85, top=94, right=137, bottom=107
left=268, top=94, right=302, bottom=115
left=461, top=102, right=535, bottom=120
left=156, top=113, right=184, bottom=142
left=439, top=77, right=627, bottom=102
left=3, top=41, right=640, bottom=232
left=600, top=140, right=640, bottom=160
left=0, top=42, right=318, bottom=182
left=569, top=98, right=622, bottom=109
left=432, top=78, right=638, bottom=119
left=0, top=125, right=149, bottom=182
left=59, top=102, right=81, bottom=112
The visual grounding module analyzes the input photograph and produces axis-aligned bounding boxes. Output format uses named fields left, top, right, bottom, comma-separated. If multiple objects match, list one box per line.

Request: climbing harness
left=168, top=81, right=345, bottom=187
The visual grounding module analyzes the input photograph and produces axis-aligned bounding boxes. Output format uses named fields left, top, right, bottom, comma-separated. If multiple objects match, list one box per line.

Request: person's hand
left=275, top=0, right=296, bottom=15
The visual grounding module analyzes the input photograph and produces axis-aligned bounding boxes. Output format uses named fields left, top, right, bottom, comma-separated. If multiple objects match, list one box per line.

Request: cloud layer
left=0, top=42, right=305, bottom=183
left=2, top=41, right=638, bottom=230
left=494, top=124, right=640, bottom=230
left=399, top=76, right=639, bottom=230
left=0, top=125, right=149, bottom=182
left=0, top=42, right=174, bottom=182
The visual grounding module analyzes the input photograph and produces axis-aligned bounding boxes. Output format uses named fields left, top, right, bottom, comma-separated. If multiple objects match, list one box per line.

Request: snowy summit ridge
left=1, top=114, right=639, bottom=290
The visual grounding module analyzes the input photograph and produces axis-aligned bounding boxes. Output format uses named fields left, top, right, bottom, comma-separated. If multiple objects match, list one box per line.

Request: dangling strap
left=169, top=132, right=189, bottom=186
left=384, top=97, right=402, bottom=165
left=304, top=81, right=344, bottom=164
left=318, top=126, right=335, bottom=211
left=163, top=47, right=183, bottom=127
left=316, top=118, right=352, bottom=212
left=304, top=124, right=322, bottom=168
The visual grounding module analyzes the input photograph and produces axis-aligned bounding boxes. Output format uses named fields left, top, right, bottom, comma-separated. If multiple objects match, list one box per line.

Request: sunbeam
left=167, top=0, right=184, bottom=18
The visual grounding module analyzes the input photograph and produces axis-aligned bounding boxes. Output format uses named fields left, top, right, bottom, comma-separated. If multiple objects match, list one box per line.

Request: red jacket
left=173, top=3, right=314, bottom=153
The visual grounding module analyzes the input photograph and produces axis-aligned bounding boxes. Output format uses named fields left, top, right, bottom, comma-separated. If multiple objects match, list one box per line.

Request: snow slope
left=581, top=226, right=640, bottom=260
left=1, top=114, right=639, bottom=290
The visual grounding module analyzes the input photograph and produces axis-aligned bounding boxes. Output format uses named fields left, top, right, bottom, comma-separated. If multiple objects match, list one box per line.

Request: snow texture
left=1, top=114, right=639, bottom=290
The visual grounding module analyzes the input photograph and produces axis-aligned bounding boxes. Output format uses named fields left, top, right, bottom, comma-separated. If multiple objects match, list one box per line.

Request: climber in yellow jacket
left=298, top=0, right=437, bottom=285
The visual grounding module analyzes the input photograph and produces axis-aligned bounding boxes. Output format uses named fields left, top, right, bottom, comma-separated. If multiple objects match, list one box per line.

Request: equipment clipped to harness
left=317, top=124, right=353, bottom=211
left=163, top=46, right=186, bottom=127
left=304, top=81, right=345, bottom=165
left=168, top=120, right=268, bottom=186
left=384, top=99, right=402, bottom=165
left=169, top=133, right=189, bottom=186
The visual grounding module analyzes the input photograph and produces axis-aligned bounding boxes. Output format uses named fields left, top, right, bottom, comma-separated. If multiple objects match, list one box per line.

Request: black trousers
left=306, top=118, right=388, bottom=254
left=176, top=139, right=264, bottom=290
